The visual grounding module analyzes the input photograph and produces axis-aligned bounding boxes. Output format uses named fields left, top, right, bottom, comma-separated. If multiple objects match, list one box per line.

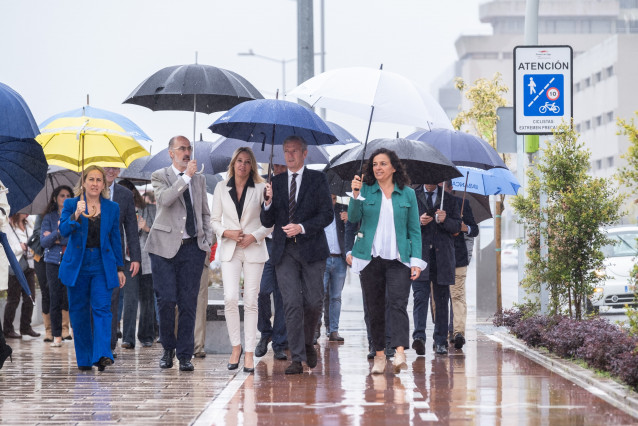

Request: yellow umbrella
left=37, top=106, right=151, bottom=172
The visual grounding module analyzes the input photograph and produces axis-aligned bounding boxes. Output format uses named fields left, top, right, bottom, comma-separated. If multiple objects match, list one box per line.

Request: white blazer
left=211, top=179, right=273, bottom=263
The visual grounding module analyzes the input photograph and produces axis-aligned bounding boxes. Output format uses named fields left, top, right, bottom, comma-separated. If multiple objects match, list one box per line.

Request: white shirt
left=324, top=213, right=341, bottom=255
left=287, top=166, right=304, bottom=202
left=172, top=165, right=196, bottom=238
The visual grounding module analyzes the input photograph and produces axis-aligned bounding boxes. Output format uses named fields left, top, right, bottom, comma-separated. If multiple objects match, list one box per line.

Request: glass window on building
left=584, top=77, right=591, bottom=88
left=576, top=124, right=581, bottom=133
left=556, top=20, right=577, bottom=34
left=594, top=72, right=602, bottom=83
left=606, top=66, right=615, bottom=77
left=595, top=115, right=603, bottom=127
left=575, top=82, right=581, bottom=92
left=607, top=156, right=614, bottom=168
left=596, top=159, right=603, bottom=170
left=585, top=120, right=592, bottom=130
left=606, top=111, right=614, bottom=123
left=591, top=20, right=612, bottom=33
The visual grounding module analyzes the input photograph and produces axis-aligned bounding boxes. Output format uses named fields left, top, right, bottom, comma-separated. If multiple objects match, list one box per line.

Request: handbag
left=8, top=223, right=31, bottom=275
left=28, top=229, right=44, bottom=258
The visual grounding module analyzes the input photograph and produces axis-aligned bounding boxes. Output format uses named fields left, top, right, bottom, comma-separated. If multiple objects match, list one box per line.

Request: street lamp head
left=237, top=49, right=255, bottom=56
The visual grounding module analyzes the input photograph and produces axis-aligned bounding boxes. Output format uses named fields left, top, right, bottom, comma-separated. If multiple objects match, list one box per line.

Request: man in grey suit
left=145, top=136, right=213, bottom=372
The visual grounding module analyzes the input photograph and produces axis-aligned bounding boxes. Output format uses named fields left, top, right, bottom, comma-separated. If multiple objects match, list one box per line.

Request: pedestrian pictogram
left=523, top=74, right=564, bottom=117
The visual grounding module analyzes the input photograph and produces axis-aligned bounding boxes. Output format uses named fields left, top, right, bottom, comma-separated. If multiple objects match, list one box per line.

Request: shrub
left=511, top=315, right=554, bottom=348
left=610, top=350, right=638, bottom=390
left=542, top=316, right=590, bottom=358
left=576, top=319, right=637, bottom=371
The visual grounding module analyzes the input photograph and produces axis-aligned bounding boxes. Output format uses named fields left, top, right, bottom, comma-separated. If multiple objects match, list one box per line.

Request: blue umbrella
left=120, top=156, right=153, bottom=182
left=452, top=166, right=520, bottom=196
left=209, top=137, right=331, bottom=165
left=0, top=82, right=39, bottom=139
left=0, top=231, right=34, bottom=302
left=407, top=128, right=507, bottom=170
left=209, top=99, right=337, bottom=147
left=325, top=121, right=360, bottom=145
left=0, top=136, right=48, bottom=212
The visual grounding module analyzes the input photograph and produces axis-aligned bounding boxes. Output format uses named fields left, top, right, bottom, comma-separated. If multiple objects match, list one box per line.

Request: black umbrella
left=323, top=150, right=351, bottom=196
left=451, top=190, right=492, bottom=224
left=123, top=62, right=264, bottom=161
left=141, top=139, right=231, bottom=177
left=119, top=156, right=153, bottom=182
left=328, top=138, right=462, bottom=185
left=19, top=166, right=80, bottom=215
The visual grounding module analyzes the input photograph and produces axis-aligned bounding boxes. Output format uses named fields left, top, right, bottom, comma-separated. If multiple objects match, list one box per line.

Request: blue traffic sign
left=523, top=74, right=563, bottom=117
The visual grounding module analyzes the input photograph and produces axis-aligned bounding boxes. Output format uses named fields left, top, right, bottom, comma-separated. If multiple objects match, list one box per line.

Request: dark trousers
left=121, top=262, right=141, bottom=346
left=275, top=243, right=325, bottom=363
left=257, top=239, right=287, bottom=351
left=360, top=257, right=411, bottom=351
left=67, top=247, right=113, bottom=367
left=3, top=269, right=36, bottom=333
left=46, top=262, right=68, bottom=338
left=150, top=243, right=205, bottom=360
left=137, top=273, right=155, bottom=344
left=412, top=280, right=450, bottom=346
left=35, top=259, right=48, bottom=314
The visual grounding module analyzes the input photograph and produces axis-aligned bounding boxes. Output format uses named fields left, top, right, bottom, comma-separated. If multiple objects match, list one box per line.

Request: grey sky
left=0, top=0, right=489, bottom=154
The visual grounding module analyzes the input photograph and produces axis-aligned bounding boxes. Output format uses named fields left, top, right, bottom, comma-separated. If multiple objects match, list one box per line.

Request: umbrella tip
left=195, top=51, right=198, bottom=64
left=379, top=63, right=383, bottom=70
left=86, top=94, right=89, bottom=106
left=276, top=89, right=279, bottom=100
left=396, top=131, right=399, bottom=138
left=200, top=133, right=203, bottom=141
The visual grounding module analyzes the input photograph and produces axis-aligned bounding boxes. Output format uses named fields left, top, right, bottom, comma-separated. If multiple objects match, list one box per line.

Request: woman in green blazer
left=348, top=148, right=425, bottom=375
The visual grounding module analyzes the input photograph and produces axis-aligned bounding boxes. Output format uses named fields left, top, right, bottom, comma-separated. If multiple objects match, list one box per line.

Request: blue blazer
left=260, top=168, right=334, bottom=265
left=58, top=196, right=124, bottom=289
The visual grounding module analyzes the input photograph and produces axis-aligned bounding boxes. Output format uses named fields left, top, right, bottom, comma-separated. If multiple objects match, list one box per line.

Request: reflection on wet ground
left=207, top=326, right=636, bottom=425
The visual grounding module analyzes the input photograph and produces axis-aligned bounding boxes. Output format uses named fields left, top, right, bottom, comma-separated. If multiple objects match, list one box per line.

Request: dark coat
left=261, top=168, right=333, bottom=265
left=328, top=205, right=347, bottom=261
left=414, top=185, right=461, bottom=285
left=449, top=192, right=479, bottom=268
left=112, top=184, right=141, bottom=263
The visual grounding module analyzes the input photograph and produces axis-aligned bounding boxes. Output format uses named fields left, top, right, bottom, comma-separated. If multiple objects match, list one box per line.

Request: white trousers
left=221, top=248, right=264, bottom=353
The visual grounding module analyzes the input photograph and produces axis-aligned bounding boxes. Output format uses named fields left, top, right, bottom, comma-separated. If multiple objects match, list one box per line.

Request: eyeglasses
left=172, top=146, right=193, bottom=152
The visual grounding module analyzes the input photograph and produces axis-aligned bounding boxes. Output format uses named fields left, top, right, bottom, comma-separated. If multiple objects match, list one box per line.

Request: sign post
left=514, top=45, right=573, bottom=135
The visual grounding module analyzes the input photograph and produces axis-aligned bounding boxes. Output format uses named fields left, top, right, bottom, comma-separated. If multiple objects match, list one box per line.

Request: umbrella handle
left=79, top=132, right=96, bottom=218
left=196, top=164, right=205, bottom=174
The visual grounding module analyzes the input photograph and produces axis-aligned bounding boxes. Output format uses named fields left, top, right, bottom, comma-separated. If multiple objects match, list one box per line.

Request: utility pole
left=297, top=0, right=315, bottom=89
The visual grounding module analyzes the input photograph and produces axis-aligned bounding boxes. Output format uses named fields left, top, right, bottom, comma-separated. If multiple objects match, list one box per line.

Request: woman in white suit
left=212, top=147, right=272, bottom=373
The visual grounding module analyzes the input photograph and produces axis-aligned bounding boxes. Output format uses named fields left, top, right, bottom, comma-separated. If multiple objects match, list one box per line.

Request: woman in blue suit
left=59, top=165, right=125, bottom=371
left=348, top=148, right=425, bottom=375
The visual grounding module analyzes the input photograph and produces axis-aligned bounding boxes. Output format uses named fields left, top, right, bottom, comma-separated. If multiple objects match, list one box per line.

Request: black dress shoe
left=412, top=338, right=426, bottom=356
left=21, top=328, right=41, bottom=338
left=367, top=346, right=376, bottom=360
left=77, top=366, right=92, bottom=371
left=285, top=361, right=303, bottom=375
left=454, top=333, right=466, bottom=349
left=329, top=332, right=344, bottom=342
left=0, top=344, right=13, bottom=369
left=4, top=331, right=21, bottom=339
left=121, top=342, right=134, bottom=349
left=273, top=350, right=288, bottom=361
left=141, top=341, right=153, bottom=348
left=435, top=344, right=448, bottom=355
left=385, top=347, right=395, bottom=359
left=227, top=347, right=243, bottom=370
left=160, top=349, right=175, bottom=368
left=179, top=358, right=194, bottom=371
left=255, top=335, right=271, bottom=358
left=97, top=356, right=113, bottom=372
left=305, top=345, right=317, bottom=368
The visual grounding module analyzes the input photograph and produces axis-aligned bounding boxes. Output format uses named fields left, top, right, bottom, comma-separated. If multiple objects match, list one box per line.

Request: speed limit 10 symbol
left=546, top=87, right=560, bottom=101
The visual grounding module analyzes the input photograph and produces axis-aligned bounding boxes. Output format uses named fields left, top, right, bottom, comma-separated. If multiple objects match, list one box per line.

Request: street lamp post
left=238, top=49, right=296, bottom=97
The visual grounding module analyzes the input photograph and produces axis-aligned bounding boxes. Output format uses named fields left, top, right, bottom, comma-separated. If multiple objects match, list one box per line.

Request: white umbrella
left=288, top=66, right=453, bottom=132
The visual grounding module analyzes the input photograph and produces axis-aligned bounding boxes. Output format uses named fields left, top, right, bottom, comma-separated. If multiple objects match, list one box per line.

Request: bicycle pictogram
left=539, top=102, right=560, bottom=114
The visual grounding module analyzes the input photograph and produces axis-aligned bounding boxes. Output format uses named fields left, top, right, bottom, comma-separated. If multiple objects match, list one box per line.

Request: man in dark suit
left=261, top=136, right=333, bottom=375
left=319, top=195, right=348, bottom=342
left=444, top=181, right=479, bottom=350
left=103, top=167, right=141, bottom=356
left=411, top=182, right=461, bottom=356
left=145, top=136, right=213, bottom=371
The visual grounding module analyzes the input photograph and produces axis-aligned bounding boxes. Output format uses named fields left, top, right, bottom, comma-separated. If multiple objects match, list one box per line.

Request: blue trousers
left=257, top=239, right=287, bottom=351
left=411, top=280, right=450, bottom=346
left=322, top=256, right=347, bottom=333
left=150, top=242, right=205, bottom=360
left=66, top=248, right=114, bottom=368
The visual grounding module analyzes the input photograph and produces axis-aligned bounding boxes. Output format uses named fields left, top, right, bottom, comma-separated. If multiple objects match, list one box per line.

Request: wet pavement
left=1, top=270, right=637, bottom=425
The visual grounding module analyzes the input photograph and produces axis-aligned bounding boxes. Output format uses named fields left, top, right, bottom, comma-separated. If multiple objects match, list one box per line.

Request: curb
left=488, top=330, right=638, bottom=419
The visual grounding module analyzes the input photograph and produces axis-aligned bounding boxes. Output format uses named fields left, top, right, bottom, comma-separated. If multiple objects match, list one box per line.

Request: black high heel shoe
left=227, top=346, right=243, bottom=370
left=0, top=344, right=12, bottom=369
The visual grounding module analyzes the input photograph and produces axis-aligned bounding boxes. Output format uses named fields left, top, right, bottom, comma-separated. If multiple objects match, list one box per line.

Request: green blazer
left=348, top=181, right=422, bottom=263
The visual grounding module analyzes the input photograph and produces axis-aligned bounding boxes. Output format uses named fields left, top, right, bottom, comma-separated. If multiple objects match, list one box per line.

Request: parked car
left=501, top=239, right=518, bottom=269
left=590, top=226, right=638, bottom=313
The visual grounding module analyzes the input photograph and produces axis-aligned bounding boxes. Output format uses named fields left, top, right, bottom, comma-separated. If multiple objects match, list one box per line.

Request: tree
left=511, top=121, right=624, bottom=319
left=453, top=73, right=508, bottom=311
left=616, top=112, right=638, bottom=194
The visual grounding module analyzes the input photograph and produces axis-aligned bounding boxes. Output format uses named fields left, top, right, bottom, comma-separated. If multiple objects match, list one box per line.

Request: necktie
left=426, top=192, right=434, bottom=211
left=289, top=173, right=298, bottom=223
left=179, top=173, right=196, bottom=237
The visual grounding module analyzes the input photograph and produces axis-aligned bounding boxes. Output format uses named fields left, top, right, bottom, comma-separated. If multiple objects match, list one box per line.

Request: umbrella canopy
left=141, top=140, right=231, bottom=177
left=323, top=150, right=352, bottom=196
left=210, top=99, right=338, bottom=147
left=0, top=137, right=48, bottom=212
left=18, top=166, right=80, bottom=215
left=123, top=63, right=264, bottom=113
left=119, top=156, right=153, bottom=182
left=329, top=138, right=461, bottom=184
left=0, top=82, right=40, bottom=139
left=407, top=129, right=507, bottom=170
left=289, top=67, right=453, bottom=130
left=453, top=166, right=520, bottom=196
left=325, top=121, right=360, bottom=145
left=37, top=106, right=151, bottom=172
left=450, top=190, right=492, bottom=224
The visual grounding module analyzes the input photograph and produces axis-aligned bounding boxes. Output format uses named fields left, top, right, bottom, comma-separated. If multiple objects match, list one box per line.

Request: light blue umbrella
left=452, top=166, right=520, bottom=196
